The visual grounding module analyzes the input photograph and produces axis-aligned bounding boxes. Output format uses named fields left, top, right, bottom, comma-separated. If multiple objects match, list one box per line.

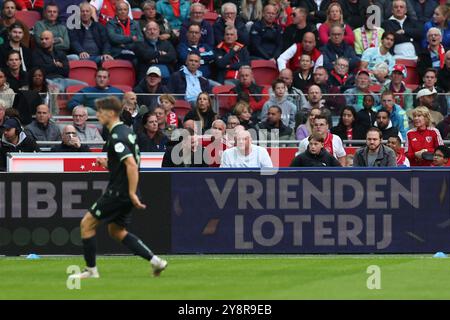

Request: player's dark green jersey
left=105, top=122, right=140, bottom=196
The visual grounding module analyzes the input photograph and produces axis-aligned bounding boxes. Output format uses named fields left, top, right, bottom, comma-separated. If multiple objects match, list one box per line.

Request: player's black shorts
left=88, top=190, right=133, bottom=227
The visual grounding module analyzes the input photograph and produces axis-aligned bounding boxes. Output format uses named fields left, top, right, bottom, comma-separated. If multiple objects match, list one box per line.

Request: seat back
left=102, top=59, right=136, bottom=87
left=69, top=60, right=98, bottom=87
left=250, top=60, right=279, bottom=86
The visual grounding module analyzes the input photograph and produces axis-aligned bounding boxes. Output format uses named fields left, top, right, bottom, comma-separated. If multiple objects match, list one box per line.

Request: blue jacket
left=177, top=42, right=215, bottom=78
left=411, top=0, right=437, bottom=25
left=422, top=20, right=450, bottom=50
left=213, top=16, right=249, bottom=46
left=106, top=17, right=143, bottom=57
left=180, top=19, right=214, bottom=48
left=156, top=0, right=190, bottom=30
left=69, top=20, right=111, bottom=55
left=67, top=86, right=124, bottom=110
left=249, top=20, right=283, bottom=60
left=321, top=41, right=360, bottom=72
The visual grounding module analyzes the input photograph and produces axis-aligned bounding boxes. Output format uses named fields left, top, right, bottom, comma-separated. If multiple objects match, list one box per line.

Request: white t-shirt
left=297, top=134, right=346, bottom=159
left=91, top=0, right=134, bottom=20
left=220, top=145, right=273, bottom=168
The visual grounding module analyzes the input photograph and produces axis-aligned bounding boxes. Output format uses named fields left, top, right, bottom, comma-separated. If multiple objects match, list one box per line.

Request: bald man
left=277, top=32, right=323, bottom=72
left=220, top=130, right=273, bottom=168
left=51, top=125, right=90, bottom=152
left=32, top=30, right=87, bottom=91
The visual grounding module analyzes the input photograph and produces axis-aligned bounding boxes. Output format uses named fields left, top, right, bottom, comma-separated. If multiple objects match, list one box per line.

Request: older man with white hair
left=213, top=2, right=249, bottom=46
left=72, top=105, right=104, bottom=142
left=417, top=27, right=446, bottom=79
left=220, top=130, right=273, bottom=168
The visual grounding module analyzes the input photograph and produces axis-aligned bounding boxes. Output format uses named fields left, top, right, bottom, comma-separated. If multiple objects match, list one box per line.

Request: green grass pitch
left=1, top=255, right=450, bottom=299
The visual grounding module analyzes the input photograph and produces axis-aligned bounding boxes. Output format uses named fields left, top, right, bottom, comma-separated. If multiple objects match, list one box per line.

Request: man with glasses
left=344, top=69, right=379, bottom=112
left=432, top=145, right=450, bottom=167
left=417, top=28, right=446, bottom=79
left=297, top=114, right=346, bottom=166
left=51, top=125, right=90, bottom=152
left=328, top=57, right=355, bottom=92
left=179, top=3, right=214, bottom=47
left=322, top=24, right=360, bottom=72
left=249, top=4, right=282, bottom=61
left=282, top=7, right=318, bottom=51
left=213, top=2, right=249, bottom=46
left=72, top=105, right=104, bottom=142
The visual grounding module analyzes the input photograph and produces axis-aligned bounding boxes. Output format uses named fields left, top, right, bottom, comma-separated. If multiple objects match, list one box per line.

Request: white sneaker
left=68, top=267, right=100, bottom=279
left=151, top=256, right=168, bottom=277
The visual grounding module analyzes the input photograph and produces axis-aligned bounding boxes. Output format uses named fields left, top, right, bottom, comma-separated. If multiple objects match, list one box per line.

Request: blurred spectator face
left=116, top=2, right=129, bottom=21
left=308, top=108, right=321, bottom=124
left=159, top=98, right=174, bottom=113
left=329, top=5, right=341, bottom=22
left=267, top=107, right=281, bottom=125
left=433, top=7, right=446, bottom=25
left=308, top=139, right=323, bottom=155
left=143, top=4, right=157, bottom=19
left=239, top=68, right=253, bottom=87
left=45, top=5, right=59, bottom=23
left=392, top=0, right=407, bottom=19
left=300, top=55, right=312, bottom=72
left=423, top=71, right=437, bottom=88
left=32, top=69, right=45, bottom=88
left=381, top=94, right=395, bottom=112
left=341, top=109, right=354, bottom=127
left=313, top=118, right=328, bottom=136
left=279, top=69, right=293, bottom=87
left=302, top=33, right=316, bottom=52
left=238, top=107, right=251, bottom=122
left=145, top=21, right=160, bottom=40
left=197, top=93, right=210, bottom=112
left=293, top=8, right=306, bottom=25
left=36, top=105, right=51, bottom=126
left=236, top=130, right=252, bottom=153
left=433, top=149, right=448, bottom=166
left=187, top=25, right=201, bottom=45
left=123, top=92, right=137, bottom=106
left=80, top=3, right=93, bottom=24
left=363, top=95, right=375, bottom=110
left=381, top=33, right=395, bottom=49
left=0, top=105, right=5, bottom=123
left=154, top=107, right=166, bottom=126
left=72, top=108, right=88, bottom=126
left=356, top=73, right=370, bottom=90
left=419, top=94, right=434, bottom=108
left=427, top=30, right=442, bottom=47
left=413, top=113, right=427, bottom=128
left=366, top=131, right=381, bottom=151
left=183, top=119, right=196, bottom=131
left=226, top=116, right=240, bottom=129
left=376, top=111, right=390, bottom=129
left=274, top=82, right=286, bottom=98
left=224, top=28, right=238, bottom=45
left=95, top=70, right=110, bottom=89
left=186, top=54, right=201, bottom=73
left=62, top=125, right=79, bottom=145
left=223, top=5, right=237, bottom=23
left=0, top=71, right=6, bottom=88
left=313, top=68, right=328, bottom=84
left=308, top=85, right=322, bottom=104
left=387, top=136, right=401, bottom=152
left=329, top=26, right=344, bottom=45
left=7, top=52, right=21, bottom=71
left=263, top=5, right=277, bottom=24
left=146, top=72, right=161, bottom=88
left=334, top=58, right=349, bottom=76
left=190, top=5, right=205, bottom=23
left=2, top=1, right=16, bottom=19
left=40, top=31, right=54, bottom=49
left=3, top=126, right=18, bottom=141
left=211, top=121, right=226, bottom=139
left=9, top=27, right=24, bottom=43
left=144, top=114, right=159, bottom=134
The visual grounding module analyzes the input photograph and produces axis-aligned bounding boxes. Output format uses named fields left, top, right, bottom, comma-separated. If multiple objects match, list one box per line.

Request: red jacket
left=14, top=0, right=44, bottom=9
left=406, top=127, right=443, bottom=166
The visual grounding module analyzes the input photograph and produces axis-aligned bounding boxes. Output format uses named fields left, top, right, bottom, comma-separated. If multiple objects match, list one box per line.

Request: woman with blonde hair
left=406, top=106, right=444, bottom=166
left=296, top=106, right=321, bottom=140
left=240, top=0, right=263, bottom=32
left=233, top=100, right=256, bottom=130
left=318, top=2, right=354, bottom=47
left=422, top=4, right=450, bottom=49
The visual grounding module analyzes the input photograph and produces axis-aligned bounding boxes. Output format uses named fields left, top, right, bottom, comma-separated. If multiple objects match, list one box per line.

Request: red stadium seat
left=204, top=11, right=219, bottom=26
left=174, top=100, right=192, bottom=119
left=213, top=84, right=235, bottom=116
left=15, top=10, right=41, bottom=29
left=69, top=60, right=97, bottom=87
left=370, top=84, right=382, bottom=93
left=406, top=84, right=418, bottom=91
left=395, top=59, right=420, bottom=85
left=102, top=59, right=136, bottom=87
left=251, top=60, right=279, bottom=86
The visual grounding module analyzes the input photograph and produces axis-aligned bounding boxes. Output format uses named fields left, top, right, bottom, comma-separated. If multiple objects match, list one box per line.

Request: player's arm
left=124, top=156, right=146, bottom=209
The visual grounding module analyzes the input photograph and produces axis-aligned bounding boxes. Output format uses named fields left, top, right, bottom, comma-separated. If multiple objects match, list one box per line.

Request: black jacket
left=0, top=132, right=40, bottom=171
left=183, top=109, right=217, bottom=133
left=290, top=147, right=341, bottom=167
left=214, top=43, right=250, bottom=84
left=331, top=124, right=367, bottom=141
left=437, top=115, right=450, bottom=140
left=50, top=143, right=90, bottom=152
left=133, top=80, right=169, bottom=111
left=357, top=109, right=377, bottom=131
left=249, top=20, right=283, bottom=60
left=300, top=0, right=332, bottom=24
left=134, top=38, right=177, bottom=80
left=437, top=66, right=450, bottom=92
left=282, top=24, right=318, bottom=51
left=167, top=69, right=211, bottom=96
left=161, top=145, right=209, bottom=167
left=381, top=16, right=422, bottom=52
left=32, top=47, right=69, bottom=79
left=213, top=16, right=249, bottom=46
left=68, top=20, right=111, bottom=55
left=0, top=42, right=32, bottom=70
left=412, top=85, right=448, bottom=116
left=5, top=69, right=28, bottom=92
left=339, top=0, right=370, bottom=29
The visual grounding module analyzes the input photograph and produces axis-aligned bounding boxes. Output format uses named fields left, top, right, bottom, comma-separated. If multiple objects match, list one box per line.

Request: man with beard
left=353, top=127, right=397, bottom=167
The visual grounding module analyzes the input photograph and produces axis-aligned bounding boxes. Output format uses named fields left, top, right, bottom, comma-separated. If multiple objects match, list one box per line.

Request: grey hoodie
left=260, top=92, right=297, bottom=129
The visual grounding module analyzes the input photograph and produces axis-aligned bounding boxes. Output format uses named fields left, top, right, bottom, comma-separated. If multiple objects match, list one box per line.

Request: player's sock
left=82, top=236, right=97, bottom=268
left=122, top=232, right=153, bottom=261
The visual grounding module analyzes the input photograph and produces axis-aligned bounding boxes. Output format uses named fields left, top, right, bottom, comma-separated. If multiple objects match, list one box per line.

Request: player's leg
left=108, top=223, right=168, bottom=276
left=69, top=212, right=101, bottom=279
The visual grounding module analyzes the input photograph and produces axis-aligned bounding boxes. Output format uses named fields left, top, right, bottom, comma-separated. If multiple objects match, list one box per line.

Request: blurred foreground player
left=69, top=96, right=167, bottom=280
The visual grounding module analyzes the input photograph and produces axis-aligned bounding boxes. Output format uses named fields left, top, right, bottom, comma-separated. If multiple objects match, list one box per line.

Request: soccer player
left=70, top=96, right=167, bottom=279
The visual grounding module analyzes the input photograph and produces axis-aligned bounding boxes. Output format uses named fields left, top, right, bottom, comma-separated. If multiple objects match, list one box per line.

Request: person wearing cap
left=381, top=64, right=413, bottom=111
left=405, top=106, right=444, bottom=166
left=432, top=145, right=450, bottom=167
left=374, top=90, right=409, bottom=139
left=412, top=68, right=447, bottom=116
left=134, top=20, right=176, bottom=81
left=321, top=24, right=360, bottom=73
left=133, top=65, right=169, bottom=111
left=0, top=117, right=40, bottom=171
left=408, top=87, right=444, bottom=127
left=381, top=0, right=422, bottom=60
left=67, top=68, right=124, bottom=115
left=343, top=69, right=379, bottom=112
left=50, top=125, right=90, bottom=153
left=417, top=27, right=446, bottom=79
left=360, top=31, right=396, bottom=83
